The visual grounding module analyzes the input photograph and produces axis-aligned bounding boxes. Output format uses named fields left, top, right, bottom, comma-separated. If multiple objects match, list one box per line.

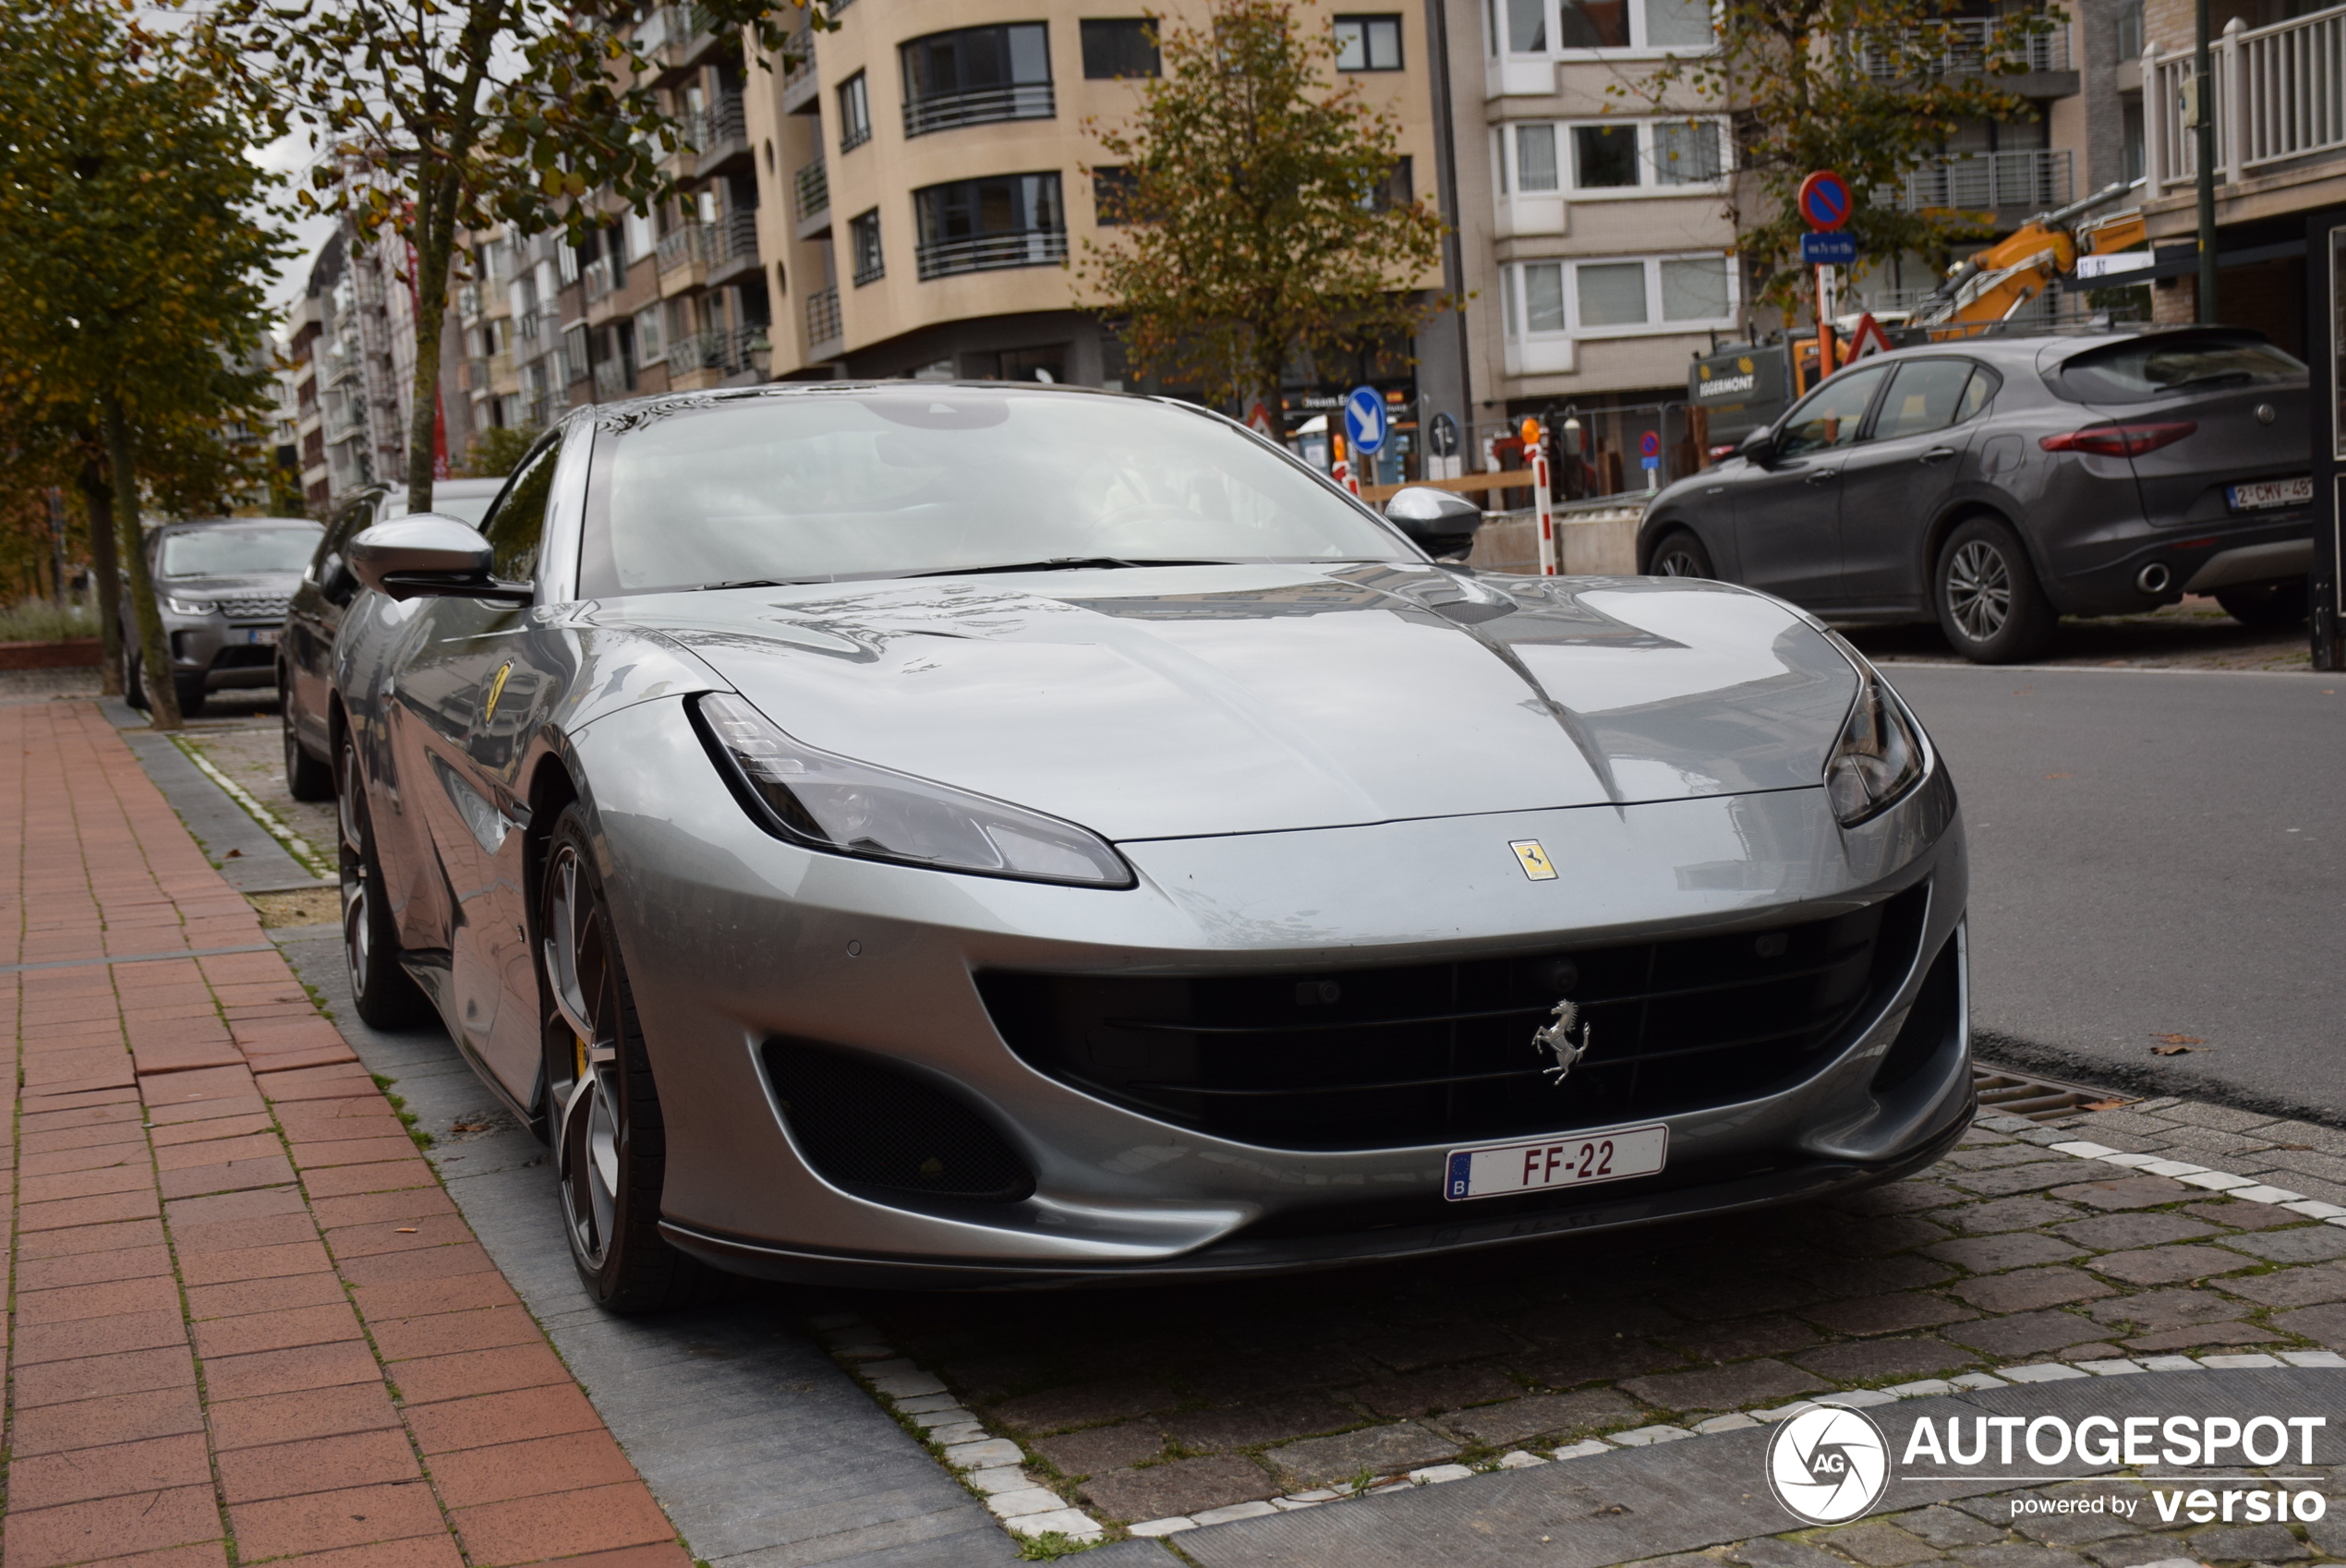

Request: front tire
left=538, top=804, right=722, bottom=1313
left=2214, top=579, right=2308, bottom=629
left=336, top=735, right=432, bottom=1029
left=1933, top=517, right=2055, bottom=664
left=1648, top=527, right=1715, bottom=579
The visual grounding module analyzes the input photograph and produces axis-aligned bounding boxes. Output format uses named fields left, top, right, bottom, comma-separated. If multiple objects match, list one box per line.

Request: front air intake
left=760, top=1042, right=1035, bottom=1202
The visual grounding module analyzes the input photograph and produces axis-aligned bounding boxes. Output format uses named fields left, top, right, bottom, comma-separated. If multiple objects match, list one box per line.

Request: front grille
left=219, top=596, right=289, bottom=621
left=762, top=1041, right=1035, bottom=1202
left=980, top=884, right=1930, bottom=1152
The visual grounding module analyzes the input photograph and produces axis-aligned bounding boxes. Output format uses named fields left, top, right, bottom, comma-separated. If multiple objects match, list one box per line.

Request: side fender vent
left=761, top=1042, right=1035, bottom=1202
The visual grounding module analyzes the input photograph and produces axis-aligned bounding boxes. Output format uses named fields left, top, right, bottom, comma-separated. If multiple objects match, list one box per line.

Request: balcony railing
left=2149, top=4, right=2346, bottom=192
left=795, top=159, right=829, bottom=221
left=1889, top=148, right=2074, bottom=211
left=914, top=227, right=1069, bottom=282
left=466, top=356, right=490, bottom=392
left=683, top=95, right=746, bottom=159
left=712, top=208, right=758, bottom=269
left=592, top=358, right=630, bottom=401
left=583, top=254, right=617, bottom=302
left=805, top=284, right=842, bottom=348
left=666, top=324, right=765, bottom=375
left=903, top=83, right=1055, bottom=139
left=657, top=223, right=708, bottom=271
left=1861, top=18, right=2071, bottom=78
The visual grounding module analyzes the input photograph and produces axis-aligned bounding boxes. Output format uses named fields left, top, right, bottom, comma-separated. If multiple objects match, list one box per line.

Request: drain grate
left=1974, top=1067, right=2136, bottom=1123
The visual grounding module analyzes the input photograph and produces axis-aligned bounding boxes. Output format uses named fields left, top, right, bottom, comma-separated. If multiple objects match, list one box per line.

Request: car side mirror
left=1384, top=486, right=1484, bottom=561
left=1738, top=427, right=1777, bottom=467
left=348, top=516, right=531, bottom=605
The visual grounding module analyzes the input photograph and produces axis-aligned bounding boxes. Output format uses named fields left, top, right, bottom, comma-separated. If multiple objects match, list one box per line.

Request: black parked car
left=281, top=477, right=505, bottom=799
left=1638, top=328, right=2312, bottom=662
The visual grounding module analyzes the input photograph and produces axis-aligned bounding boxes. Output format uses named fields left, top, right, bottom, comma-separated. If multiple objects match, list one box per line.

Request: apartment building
left=739, top=0, right=1450, bottom=470
left=276, top=225, right=424, bottom=514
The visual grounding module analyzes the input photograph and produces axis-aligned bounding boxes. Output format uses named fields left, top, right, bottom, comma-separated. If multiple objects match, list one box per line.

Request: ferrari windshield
left=579, top=388, right=1414, bottom=595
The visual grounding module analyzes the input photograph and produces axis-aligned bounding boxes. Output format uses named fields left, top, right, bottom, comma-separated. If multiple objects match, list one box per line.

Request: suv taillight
left=2039, top=421, right=2197, bottom=457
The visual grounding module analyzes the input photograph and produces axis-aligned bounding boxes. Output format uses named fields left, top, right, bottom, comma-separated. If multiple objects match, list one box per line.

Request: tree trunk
left=76, top=452, right=124, bottom=697
left=405, top=183, right=457, bottom=515
left=102, top=392, right=183, bottom=730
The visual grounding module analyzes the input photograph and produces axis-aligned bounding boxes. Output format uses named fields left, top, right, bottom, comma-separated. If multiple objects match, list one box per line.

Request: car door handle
left=1805, top=469, right=1839, bottom=486
left=1918, top=447, right=1958, bottom=464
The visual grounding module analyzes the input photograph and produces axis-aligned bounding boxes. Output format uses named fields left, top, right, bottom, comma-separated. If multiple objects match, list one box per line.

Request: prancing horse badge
left=1510, top=839, right=1558, bottom=881
left=1533, top=998, right=1591, bottom=1084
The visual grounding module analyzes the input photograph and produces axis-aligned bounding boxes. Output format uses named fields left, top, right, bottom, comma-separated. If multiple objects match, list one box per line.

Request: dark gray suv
left=1638, top=328, right=2312, bottom=662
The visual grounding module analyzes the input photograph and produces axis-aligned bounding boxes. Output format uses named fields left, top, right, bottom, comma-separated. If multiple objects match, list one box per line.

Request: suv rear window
left=2057, top=332, right=2304, bottom=404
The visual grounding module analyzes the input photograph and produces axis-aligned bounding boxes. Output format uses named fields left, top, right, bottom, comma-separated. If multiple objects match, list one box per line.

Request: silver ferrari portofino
left=331, top=383, right=1972, bottom=1309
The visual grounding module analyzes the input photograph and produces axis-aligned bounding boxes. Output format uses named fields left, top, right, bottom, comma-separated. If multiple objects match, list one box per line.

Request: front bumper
left=167, top=618, right=283, bottom=690
left=568, top=697, right=1972, bottom=1288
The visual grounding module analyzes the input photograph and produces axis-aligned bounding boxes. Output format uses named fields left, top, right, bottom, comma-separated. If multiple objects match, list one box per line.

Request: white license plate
left=241, top=627, right=279, bottom=645
left=1444, top=1122, right=1668, bottom=1201
left=2226, top=476, right=2311, bottom=511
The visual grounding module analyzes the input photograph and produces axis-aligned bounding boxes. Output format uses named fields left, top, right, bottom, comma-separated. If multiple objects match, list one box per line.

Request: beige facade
left=1447, top=0, right=1739, bottom=414
left=743, top=0, right=1445, bottom=394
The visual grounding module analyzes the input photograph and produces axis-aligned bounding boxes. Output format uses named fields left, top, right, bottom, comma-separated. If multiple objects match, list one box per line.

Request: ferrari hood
left=607, top=563, right=1861, bottom=842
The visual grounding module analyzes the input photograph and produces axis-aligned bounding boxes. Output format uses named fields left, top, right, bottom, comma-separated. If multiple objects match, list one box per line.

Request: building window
left=1335, top=15, right=1403, bottom=69
left=913, top=173, right=1067, bottom=280
left=1506, top=0, right=1713, bottom=54
left=901, top=25, right=1054, bottom=137
left=1093, top=165, right=1137, bottom=225
left=1365, top=156, right=1414, bottom=210
left=838, top=72, right=871, bottom=151
left=635, top=305, right=665, bottom=364
left=1573, top=124, right=1638, bottom=187
left=1500, top=117, right=1727, bottom=194
left=1081, top=18, right=1160, bottom=77
left=850, top=208, right=885, bottom=283
left=1506, top=253, right=1735, bottom=338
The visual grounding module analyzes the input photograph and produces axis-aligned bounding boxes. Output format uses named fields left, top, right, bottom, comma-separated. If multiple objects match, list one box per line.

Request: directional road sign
left=1797, top=170, right=1854, bottom=232
left=1344, top=387, right=1388, bottom=455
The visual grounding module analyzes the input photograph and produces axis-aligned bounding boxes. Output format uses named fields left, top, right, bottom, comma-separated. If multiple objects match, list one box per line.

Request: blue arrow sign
left=1344, top=386, right=1387, bottom=455
left=1801, top=232, right=1857, bottom=265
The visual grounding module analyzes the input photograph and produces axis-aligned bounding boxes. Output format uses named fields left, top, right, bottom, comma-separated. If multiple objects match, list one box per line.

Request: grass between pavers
left=810, top=1110, right=2346, bottom=1547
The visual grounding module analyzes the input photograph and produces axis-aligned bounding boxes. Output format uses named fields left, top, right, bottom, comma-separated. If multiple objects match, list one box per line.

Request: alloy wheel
left=1655, top=547, right=1704, bottom=577
left=337, top=751, right=372, bottom=993
left=1945, top=539, right=2013, bottom=643
left=544, top=844, right=623, bottom=1271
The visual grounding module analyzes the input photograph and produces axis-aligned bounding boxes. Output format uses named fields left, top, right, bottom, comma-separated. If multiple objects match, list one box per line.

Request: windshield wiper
left=903, top=557, right=1232, bottom=578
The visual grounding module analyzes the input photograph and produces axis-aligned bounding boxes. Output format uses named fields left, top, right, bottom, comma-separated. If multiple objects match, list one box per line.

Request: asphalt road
left=1883, top=662, right=2344, bottom=1114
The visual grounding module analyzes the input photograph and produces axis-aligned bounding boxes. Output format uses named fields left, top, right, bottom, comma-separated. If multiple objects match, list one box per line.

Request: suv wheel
left=2214, top=580, right=2308, bottom=629
left=1933, top=517, right=2055, bottom=664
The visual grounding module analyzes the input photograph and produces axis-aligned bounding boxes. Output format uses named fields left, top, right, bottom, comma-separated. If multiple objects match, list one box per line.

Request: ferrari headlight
left=695, top=692, right=1135, bottom=888
left=1823, top=666, right=1925, bottom=826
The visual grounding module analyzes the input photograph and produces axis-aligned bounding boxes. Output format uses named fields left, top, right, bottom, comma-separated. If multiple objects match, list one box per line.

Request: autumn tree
left=1078, top=0, right=1451, bottom=437
left=1624, top=0, right=2054, bottom=316
left=188, top=0, right=837, bottom=518
left=0, top=0, right=286, bottom=728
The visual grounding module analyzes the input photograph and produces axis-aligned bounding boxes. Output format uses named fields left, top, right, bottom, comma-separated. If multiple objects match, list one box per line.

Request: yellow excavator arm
left=1914, top=180, right=2144, bottom=334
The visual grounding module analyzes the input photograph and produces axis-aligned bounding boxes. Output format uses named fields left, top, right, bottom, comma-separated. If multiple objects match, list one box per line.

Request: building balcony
left=804, top=284, right=842, bottom=354
left=903, top=83, right=1054, bottom=139
left=914, top=227, right=1069, bottom=282
left=658, top=223, right=709, bottom=275
left=685, top=95, right=749, bottom=174
left=1861, top=18, right=2072, bottom=86
left=592, top=357, right=630, bottom=401
left=583, top=255, right=618, bottom=302
left=782, top=28, right=819, bottom=113
left=1888, top=148, right=2074, bottom=213
left=707, top=209, right=761, bottom=283
left=2147, top=4, right=2346, bottom=195
left=667, top=324, right=765, bottom=380
left=795, top=159, right=830, bottom=223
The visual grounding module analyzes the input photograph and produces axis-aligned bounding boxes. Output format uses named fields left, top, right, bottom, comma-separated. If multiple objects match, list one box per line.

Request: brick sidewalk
left=1, top=703, right=689, bottom=1568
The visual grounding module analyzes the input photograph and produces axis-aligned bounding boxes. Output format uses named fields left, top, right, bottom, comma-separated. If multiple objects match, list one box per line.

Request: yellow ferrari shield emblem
left=1510, top=839, right=1558, bottom=881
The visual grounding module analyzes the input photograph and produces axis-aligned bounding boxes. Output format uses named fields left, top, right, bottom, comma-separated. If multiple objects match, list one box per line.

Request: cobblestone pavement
left=1676, top=1463, right=2346, bottom=1568
left=820, top=1109, right=2346, bottom=1549
left=1844, top=598, right=2315, bottom=672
